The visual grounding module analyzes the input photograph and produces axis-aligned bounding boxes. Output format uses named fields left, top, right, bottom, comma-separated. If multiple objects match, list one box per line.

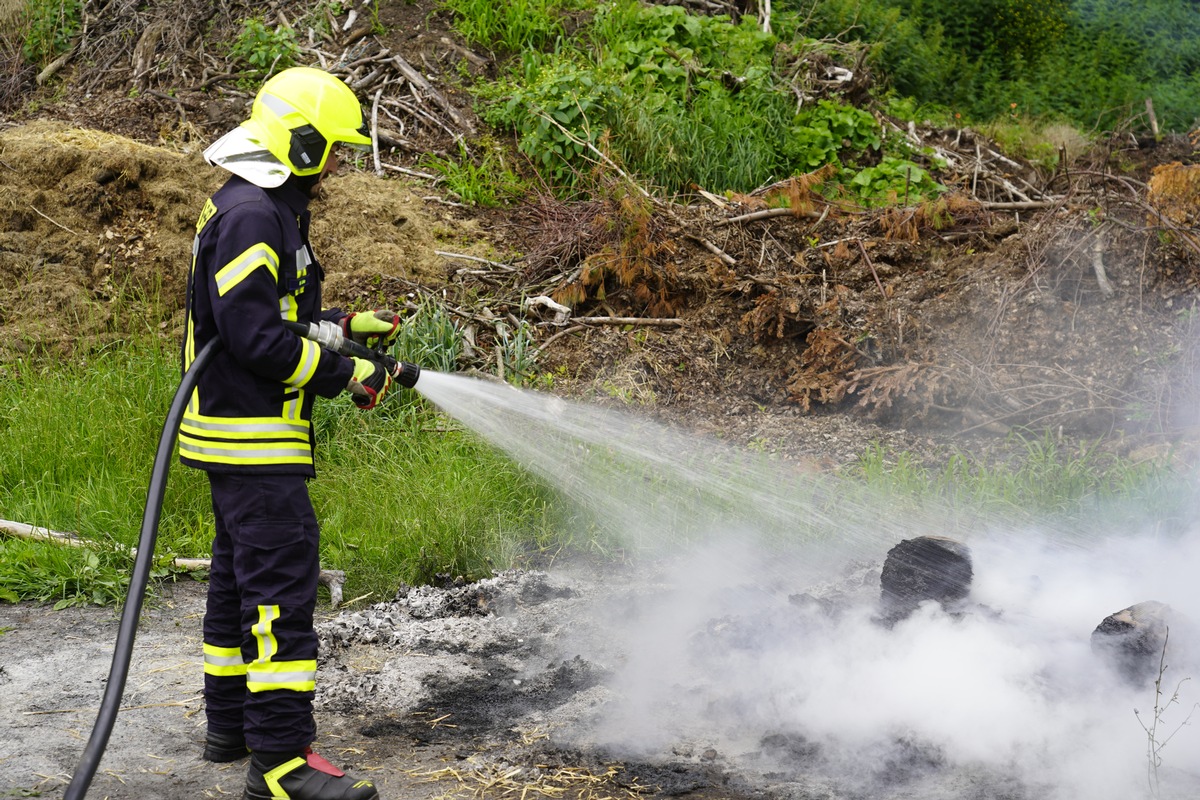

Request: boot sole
left=242, top=789, right=378, bottom=800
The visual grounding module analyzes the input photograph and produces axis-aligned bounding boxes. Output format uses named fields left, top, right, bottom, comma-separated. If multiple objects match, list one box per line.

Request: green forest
left=801, top=0, right=1200, bottom=130
left=14, top=0, right=1200, bottom=197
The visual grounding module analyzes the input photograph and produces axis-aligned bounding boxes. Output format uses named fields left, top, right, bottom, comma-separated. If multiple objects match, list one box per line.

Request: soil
left=3, top=2, right=1200, bottom=799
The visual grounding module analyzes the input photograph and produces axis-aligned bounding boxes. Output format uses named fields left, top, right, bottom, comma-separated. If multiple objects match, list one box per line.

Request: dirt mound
left=0, top=120, right=481, bottom=357
left=0, top=121, right=215, bottom=352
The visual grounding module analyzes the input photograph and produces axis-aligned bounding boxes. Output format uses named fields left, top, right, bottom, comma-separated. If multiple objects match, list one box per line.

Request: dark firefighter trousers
left=202, top=472, right=320, bottom=753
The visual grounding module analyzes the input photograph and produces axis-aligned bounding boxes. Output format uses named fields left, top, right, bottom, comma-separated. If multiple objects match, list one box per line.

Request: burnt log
left=878, top=536, right=973, bottom=624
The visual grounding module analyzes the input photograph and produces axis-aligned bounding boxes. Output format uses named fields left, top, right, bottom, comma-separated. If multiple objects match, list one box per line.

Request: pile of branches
left=61, top=0, right=478, bottom=162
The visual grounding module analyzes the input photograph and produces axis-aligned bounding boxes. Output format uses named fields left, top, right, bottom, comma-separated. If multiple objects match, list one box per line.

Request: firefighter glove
left=342, top=310, right=401, bottom=349
left=348, top=357, right=391, bottom=409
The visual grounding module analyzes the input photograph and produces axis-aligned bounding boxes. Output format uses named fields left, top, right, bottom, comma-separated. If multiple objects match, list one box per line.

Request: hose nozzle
left=393, top=361, right=421, bottom=389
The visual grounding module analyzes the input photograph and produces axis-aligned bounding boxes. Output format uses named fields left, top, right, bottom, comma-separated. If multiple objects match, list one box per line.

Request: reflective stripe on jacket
left=181, top=176, right=353, bottom=475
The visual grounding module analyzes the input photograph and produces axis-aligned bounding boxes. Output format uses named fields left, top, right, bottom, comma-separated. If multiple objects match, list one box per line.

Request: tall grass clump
left=393, top=295, right=463, bottom=374
left=0, top=343, right=213, bottom=607
left=420, top=139, right=528, bottom=207
left=441, top=0, right=582, bottom=52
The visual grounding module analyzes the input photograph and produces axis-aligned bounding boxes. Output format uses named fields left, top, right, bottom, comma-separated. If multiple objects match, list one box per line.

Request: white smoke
left=576, top=530, right=1200, bottom=800
left=412, top=370, right=1200, bottom=799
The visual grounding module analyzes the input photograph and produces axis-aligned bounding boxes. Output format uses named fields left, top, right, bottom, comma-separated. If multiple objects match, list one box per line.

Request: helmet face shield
left=202, top=122, right=291, bottom=188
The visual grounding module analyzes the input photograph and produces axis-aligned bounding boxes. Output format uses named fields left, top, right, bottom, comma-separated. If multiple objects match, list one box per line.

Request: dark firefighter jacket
left=180, top=175, right=354, bottom=476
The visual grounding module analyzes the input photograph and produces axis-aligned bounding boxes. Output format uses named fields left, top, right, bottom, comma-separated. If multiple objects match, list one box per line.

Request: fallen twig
left=1091, top=230, right=1116, bottom=298
left=371, top=87, right=383, bottom=176
left=435, top=251, right=517, bottom=272
left=534, top=324, right=586, bottom=352
left=856, top=239, right=888, bottom=300
left=689, top=235, right=737, bottom=265
left=29, top=205, right=79, bottom=235
left=391, top=54, right=473, bottom=133
left=380, top=163, right=440, bottom=181
left=981, top=200, right=1061, bottom=211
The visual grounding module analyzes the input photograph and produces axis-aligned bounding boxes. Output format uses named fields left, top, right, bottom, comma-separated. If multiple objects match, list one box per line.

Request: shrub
left=229, top=18, right=298, bottom=79
left=21, top=0, right=81, bottom=65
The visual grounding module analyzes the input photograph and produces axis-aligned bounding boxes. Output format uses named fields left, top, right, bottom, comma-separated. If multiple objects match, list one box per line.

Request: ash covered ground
left=5, top=524, right=1200, bottom=799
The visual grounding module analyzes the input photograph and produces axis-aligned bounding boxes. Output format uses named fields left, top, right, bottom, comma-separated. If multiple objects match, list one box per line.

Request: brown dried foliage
left=739, top=290, right=806, bottom=342
left=880, top=193, right=986, bottom=242
left=525, top=193, right=679, bottom=316
left=762, top=164, right=837, bottom=216
left=846, top=362, right=958, bottom=419
left=784, top=327, right=860, bottom=411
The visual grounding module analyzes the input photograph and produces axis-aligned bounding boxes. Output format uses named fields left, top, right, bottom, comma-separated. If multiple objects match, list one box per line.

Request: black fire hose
left=63, top=336, right=222, bottom=800
left=63, top=325, right=420, bottom=799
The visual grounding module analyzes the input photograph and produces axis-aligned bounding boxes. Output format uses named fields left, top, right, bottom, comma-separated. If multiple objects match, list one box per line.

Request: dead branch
left=391, top=54, right=473, bottom=134
left=718, top=207, right=822, bottom=225
left=1091, top=229, right=1116, bottom=298
left=36, top=46, right=76, bottom=85
left=688, top=235, right=737, bottom=265
left=569, top=316, right=683, bottom=327
left=981, top=200, right=1062, bottom=210
left=438, top=36, right=488, bottom=67
left=436, top=251, right=517, bottom=272
left=0, top=518, right=348, bottom=607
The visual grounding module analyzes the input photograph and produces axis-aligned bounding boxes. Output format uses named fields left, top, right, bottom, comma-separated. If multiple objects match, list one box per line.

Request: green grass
left=441, top=0, right=582, bottom=52
left=1, top=338, right=1190, bottom=609
left=845, top=434, right=1191, bottom=532
left=0, top=340, right=568, bottom=607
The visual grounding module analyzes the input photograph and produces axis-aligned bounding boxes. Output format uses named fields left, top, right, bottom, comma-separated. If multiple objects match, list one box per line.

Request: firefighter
left=182, top=67, right=399, bottom=800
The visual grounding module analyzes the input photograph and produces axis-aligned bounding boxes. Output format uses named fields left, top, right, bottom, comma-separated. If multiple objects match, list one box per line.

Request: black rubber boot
left=243, top=749, right=379, bottom=800
left=204, top=728, right=250, bottom=762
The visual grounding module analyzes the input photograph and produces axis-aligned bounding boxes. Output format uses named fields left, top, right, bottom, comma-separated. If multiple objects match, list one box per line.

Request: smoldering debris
left=311, top=539, right=1200, bottom=800
left=1091, top=600, right=1200, bottom=687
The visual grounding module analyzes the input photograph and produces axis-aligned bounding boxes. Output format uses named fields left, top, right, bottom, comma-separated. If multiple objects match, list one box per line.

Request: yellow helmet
left=242, top=67, right=371, bottom=177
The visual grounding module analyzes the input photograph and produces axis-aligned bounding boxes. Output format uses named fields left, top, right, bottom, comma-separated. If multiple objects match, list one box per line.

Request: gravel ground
left=5, top=539, right=1200, bottom=800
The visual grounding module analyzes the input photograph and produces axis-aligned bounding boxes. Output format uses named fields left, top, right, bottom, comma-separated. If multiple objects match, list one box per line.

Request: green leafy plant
left=21, top=0, right=82, bottom=65
left=229, top=18, right=298, bottom=79
left=479, top=55, right=614, bottom=186
left=849, top=157, right=946, bottom=207
left=495, top=319, right=539, bottom=385
left=785, top=100, right=882, bottom=170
